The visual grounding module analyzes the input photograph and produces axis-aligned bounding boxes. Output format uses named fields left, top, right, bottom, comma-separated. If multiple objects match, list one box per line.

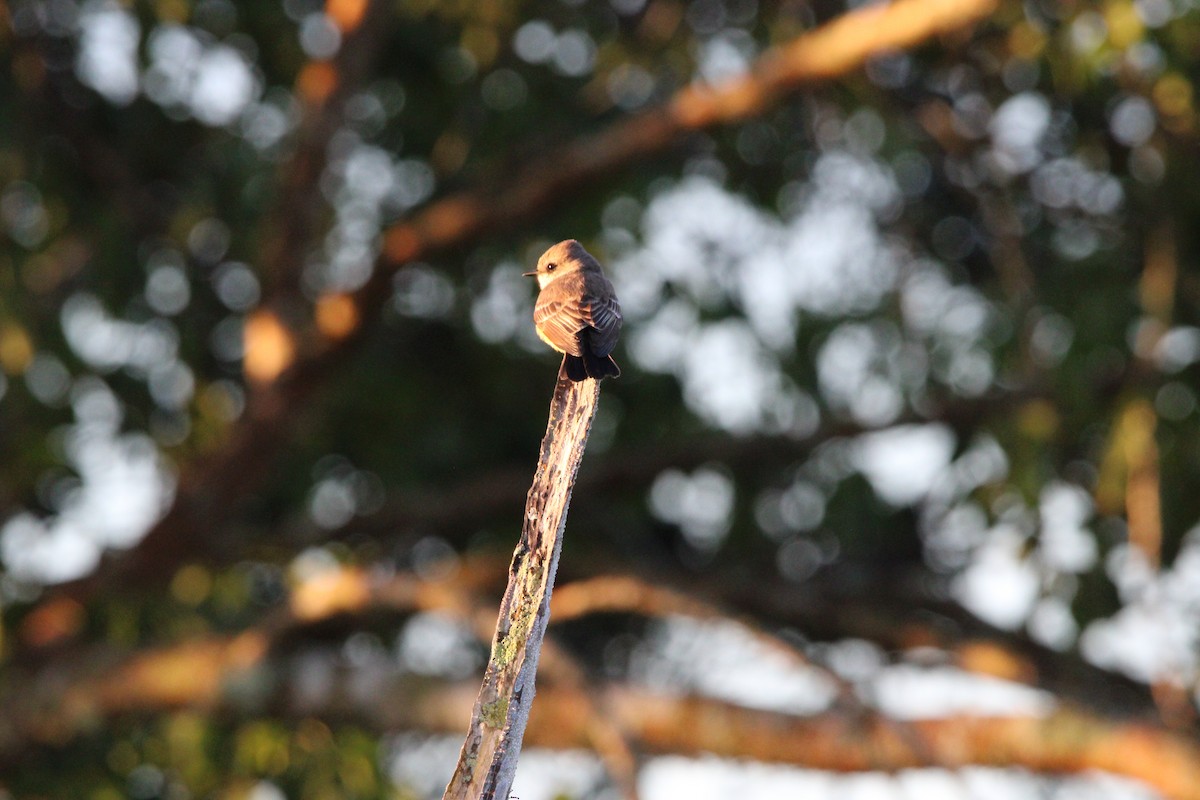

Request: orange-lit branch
left=5, top=556, right=1169, bottom=765
left=18, top=664, right=1200, bottom=800
left=552, top=575, right=827, bottom=678
left=597, top=693, right=1200, bottom=800
left=377, top=0, right=997, bottom=267
left=667, top=0, right=998, bottom=127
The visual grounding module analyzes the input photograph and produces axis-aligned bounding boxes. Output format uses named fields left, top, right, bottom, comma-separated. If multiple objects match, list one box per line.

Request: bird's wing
left=534, top=294, right=586, bottom=356
left=582, top=279, right=622, bottom=356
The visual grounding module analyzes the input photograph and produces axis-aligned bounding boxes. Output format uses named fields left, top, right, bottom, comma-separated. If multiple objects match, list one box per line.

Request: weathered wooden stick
left=442, top=365, right=603, bottom=800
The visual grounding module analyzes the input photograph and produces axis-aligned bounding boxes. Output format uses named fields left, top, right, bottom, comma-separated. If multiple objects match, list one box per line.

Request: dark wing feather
left=581, top=274, right=622, bottom=356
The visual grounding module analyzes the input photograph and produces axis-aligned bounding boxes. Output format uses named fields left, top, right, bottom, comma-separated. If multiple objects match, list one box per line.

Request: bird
left=523, top=240, right=622, bottom=382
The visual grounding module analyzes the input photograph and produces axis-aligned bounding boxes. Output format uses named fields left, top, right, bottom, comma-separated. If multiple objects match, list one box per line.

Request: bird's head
left=523, top=239, right=597, bottom=289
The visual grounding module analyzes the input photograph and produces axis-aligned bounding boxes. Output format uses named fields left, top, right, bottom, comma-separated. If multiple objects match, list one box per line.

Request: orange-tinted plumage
left=525, top=240, right=622, bottom=381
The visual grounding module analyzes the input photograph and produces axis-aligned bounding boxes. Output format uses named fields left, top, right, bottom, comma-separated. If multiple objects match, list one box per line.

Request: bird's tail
left=563, top=352, right=620, bottom=382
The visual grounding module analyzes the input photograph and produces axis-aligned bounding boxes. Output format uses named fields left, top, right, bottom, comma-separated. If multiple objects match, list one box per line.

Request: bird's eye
left=546, top=262, right=557, bottom=272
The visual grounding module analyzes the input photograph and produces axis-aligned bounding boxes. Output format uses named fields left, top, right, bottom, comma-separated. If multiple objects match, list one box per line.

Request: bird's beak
left=522, top=270, right=538, bottom=277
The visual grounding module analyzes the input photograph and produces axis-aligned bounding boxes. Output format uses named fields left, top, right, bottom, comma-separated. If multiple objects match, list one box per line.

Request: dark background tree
left=2, top=0, right=1199, bottom=797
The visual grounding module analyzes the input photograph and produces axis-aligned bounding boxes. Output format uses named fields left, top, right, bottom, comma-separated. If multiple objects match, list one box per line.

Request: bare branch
left=6, top=549, right=1178, bottom=762
left=599, top=691, right=1200, bottom=800
left=19, top=662, right=1200, bottom=800
left=443, top=367, right=602, bottom=800
left=693, top=565, right=1170, bottom=725
left=6, top=553, right=1195, bottom=794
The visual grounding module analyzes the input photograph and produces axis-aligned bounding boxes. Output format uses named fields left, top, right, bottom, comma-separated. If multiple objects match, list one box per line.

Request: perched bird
left=524, top=240, right=622, bottom=381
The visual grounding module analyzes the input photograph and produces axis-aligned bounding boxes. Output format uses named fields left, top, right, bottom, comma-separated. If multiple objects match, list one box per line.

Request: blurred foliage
left=9, top=714, right=386, bottom=800
left=4, top=0, right=1200, bottom=796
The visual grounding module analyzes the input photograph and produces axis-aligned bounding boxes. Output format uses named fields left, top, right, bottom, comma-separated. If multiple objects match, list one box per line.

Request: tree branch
left=5, top=557, right=1183, bottom=767
left=443, top=366, right=602, bottom=800
left=18, top=664, right=1200, bottom=799
left=258, top=0, right=394, bottom=299
left=693, top=564, right=1170, bottom=725
left=331, top=384, right=1039, bottom=550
